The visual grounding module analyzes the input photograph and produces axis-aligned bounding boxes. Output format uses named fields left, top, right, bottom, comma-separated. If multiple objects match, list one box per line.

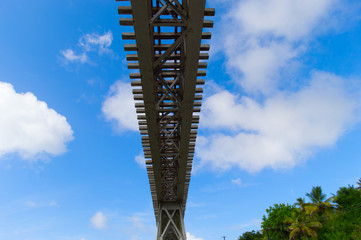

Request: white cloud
left=48, top=200, right=57, bottom=207
left=199, top=1, right=361, bottom=173
left=198, top=72, right=359, bottom=173
left=79, top=31, right=113, bottom=54
left=25, top=200, right=59, bottom=208
left=102, top=81, right=138, bottom=133
left=61, top=49, right=88, bottom=63
left=25, top=201, right=38, bottom=207
left=227, top=41, right=301, bottom=94
left=186, top=232, right=204, bottom=240
left=129, top=215, right=145, bottom=230
left=90, top=211, right=107, bottom=229
left=231, top=0, right=335, bottom=40
left=123, top=212, right=156, bottom=240
left=61, top=31, right=113, bottom=64
left=230, top=219, right=262, bottom=231
left=0, top=82, right=73, bottom=160
left=231, top=178, right=242, bottom=185
left=134, top=152, right=146, bottom=168
left=220, top=0, right=339, bottom=94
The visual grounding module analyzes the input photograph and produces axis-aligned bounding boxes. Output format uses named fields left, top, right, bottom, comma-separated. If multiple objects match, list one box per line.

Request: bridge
left=116, top=0, right=214, bottom=239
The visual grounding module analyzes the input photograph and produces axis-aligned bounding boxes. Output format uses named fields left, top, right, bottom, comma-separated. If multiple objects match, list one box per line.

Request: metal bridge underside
left=117, top=0, right=214, bottom=239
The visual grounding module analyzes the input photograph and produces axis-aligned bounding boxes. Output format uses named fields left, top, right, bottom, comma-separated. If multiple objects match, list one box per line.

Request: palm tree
left=357, top=178, right=361, bottom=191
left=306, top=186, right=335, bottom=219
left=285, top=210, right=322, bottom=240
left=306, top=186, right=328, bottom=203
left=294, top=197, right=307, bottom=213
left=288, top=220, right=322, bottom=240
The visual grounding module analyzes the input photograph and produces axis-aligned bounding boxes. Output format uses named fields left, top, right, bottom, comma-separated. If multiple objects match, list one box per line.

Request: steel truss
left=157, top=203, right=186, bottom=240
left=117, top=0, right=214, bottom=239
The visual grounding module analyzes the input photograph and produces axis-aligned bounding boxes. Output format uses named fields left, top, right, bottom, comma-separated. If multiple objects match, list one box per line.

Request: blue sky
left=1, top=0, right=361, bottom=239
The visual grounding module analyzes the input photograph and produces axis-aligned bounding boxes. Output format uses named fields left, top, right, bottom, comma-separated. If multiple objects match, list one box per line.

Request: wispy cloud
left=231, top=178, right=242, bottom=185
left=60, top=49, right=88, bottom=64
left=0, top=82, right=73, bottom=160
left=134, top=152, right=146, bottom=168
left=48, top=200, right=57, bottom=207
left=90, top=211, right=108, bottom=230
left=129, top=215, right=146, bottom=230
left=78, top=31, right=113, bottom=54
left=61, top=31, right=113, bottom=65
left=196, top=214, right=217, bottom=220
left=24, top=199, right=58, bottom=208
left=230, top=218, right=262, bottom=231
left=123, top=212, right=156, bottom=240
left=25, top=201, right=38, bottom=208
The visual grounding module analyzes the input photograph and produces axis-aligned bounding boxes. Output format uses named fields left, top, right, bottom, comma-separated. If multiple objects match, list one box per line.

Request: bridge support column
left=157, top=203, right=186, bottom=240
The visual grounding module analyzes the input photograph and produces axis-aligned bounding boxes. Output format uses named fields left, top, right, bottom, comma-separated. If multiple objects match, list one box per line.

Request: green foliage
left=334, top=185, right=361, bottom=209
left=294, top=198, right=307, bottom=212
left=285, top=209, right=322, bottom=240
left=239, top=180, right=361, bottom=240
left=317, top=214, right=361, bottom=240
left=306, top=186, right=327, bottom=204
left=261, top=203, right=296, bottom=240
left=317, top=185, right=361, bottom=239
left=305, top=186, right=335, bottom=220
left=237, top=230, right=263, bottom=240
